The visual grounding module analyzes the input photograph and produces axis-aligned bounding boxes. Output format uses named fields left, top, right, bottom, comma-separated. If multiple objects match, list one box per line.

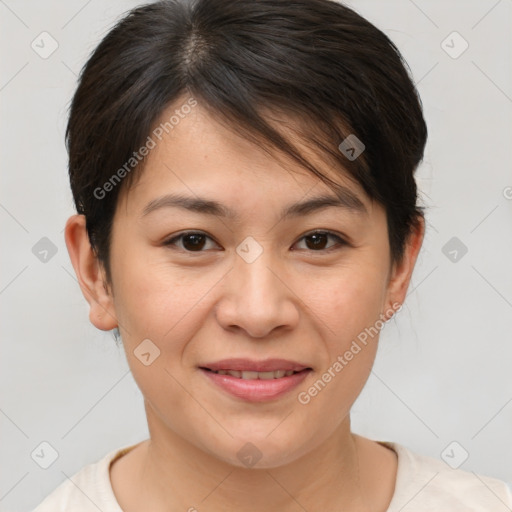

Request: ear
left=64, top=214, right=118, bottom=331
left=383, top=215, right=425, bottom=317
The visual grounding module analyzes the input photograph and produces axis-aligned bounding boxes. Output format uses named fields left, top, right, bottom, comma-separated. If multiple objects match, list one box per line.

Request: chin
left=208, top=429, right=314, bottom=470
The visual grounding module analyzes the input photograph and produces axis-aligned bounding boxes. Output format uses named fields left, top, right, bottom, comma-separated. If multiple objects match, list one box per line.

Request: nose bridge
left=234, top=237, right=282, bottom=306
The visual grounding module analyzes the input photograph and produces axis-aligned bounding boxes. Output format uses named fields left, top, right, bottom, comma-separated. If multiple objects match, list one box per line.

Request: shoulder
left=31, top=443, right=139, bottom=512
left=381, top=441, right=512, bottom=512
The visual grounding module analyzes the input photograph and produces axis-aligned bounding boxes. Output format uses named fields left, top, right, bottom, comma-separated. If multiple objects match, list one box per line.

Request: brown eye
left=163, top=230, right=346, bottom=254
left=163, top=232, right=217, bottom=252
left=294, top=231, right=346, bottom=252
left=181, top=233, right=207, bottom=251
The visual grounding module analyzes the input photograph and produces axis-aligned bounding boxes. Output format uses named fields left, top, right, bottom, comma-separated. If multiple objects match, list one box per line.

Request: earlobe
left=384, top=216, right=425, bottom=313
left=64, top=214, right=118, bottom=331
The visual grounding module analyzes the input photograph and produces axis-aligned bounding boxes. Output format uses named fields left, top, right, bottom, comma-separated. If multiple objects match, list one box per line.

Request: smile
left=203, top=368, right=302, bottom=379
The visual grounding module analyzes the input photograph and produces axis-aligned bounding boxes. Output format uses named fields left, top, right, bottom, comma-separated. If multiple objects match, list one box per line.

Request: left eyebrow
left=140, top=187, right=368, bottom=220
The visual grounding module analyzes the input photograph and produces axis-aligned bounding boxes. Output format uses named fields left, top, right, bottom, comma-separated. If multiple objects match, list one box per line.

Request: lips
left=200, top=358, right=311, bottom=373
left=198, top=358, right=312, bottom=401
left=203, top=369, right=299, bottom=379
left=200, top=367, right=312, bottom=402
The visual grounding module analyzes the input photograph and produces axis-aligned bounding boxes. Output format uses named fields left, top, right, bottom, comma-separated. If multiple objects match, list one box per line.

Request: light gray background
left=1, top=1, right=511, bottom=510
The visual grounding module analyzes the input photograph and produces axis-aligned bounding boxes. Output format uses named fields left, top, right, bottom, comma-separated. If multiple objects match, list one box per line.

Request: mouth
left=199, top=368, right=310, bottom=379
left=198, top=359, right=313, bottom=402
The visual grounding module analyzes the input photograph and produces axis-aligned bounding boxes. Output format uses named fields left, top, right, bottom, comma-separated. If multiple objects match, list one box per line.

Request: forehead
left=116, top=100, right=374, bottom=218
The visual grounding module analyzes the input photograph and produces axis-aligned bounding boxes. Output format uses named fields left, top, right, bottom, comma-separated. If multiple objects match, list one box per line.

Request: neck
left=136, top=404, right=371, bottom=512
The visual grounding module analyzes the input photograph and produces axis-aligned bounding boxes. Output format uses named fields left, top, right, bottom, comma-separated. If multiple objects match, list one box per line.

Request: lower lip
left=200, top=368, right=312, bottom=402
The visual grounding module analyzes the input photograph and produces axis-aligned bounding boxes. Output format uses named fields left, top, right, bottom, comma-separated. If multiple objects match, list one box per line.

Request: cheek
left=306, top=258, right=388, bottom=346
left=111, top=264, right=216, bottom=414
left=294, top=264, right=387, bottom=430
left=110, top=255, right=218, bottom=347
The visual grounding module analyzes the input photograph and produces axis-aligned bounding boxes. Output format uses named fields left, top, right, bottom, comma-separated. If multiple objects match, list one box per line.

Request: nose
left=214, top=246, right=300, bottom=338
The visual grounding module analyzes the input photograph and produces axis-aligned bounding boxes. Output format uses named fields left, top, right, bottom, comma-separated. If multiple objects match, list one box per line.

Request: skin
left=65, top=97, right=424, bottom=512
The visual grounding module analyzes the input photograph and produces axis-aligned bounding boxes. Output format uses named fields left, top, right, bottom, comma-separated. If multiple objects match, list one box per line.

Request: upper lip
left=200, top=358, right=312, bottom=372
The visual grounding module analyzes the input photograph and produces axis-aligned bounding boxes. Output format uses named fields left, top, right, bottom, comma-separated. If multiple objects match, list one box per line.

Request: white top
left=32, top=440, right=512, bottom=511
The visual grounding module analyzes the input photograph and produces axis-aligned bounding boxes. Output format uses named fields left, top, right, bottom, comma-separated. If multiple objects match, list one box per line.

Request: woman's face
left=78, top=99, right=420, bottom=468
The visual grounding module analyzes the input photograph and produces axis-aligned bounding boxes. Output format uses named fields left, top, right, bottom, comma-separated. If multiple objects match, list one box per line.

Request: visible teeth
left=211, top=369, right=301, bottom=379
left=241, top=371, right=259, bottom=380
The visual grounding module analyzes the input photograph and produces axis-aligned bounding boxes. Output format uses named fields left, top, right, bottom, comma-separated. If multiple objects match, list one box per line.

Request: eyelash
left=162, top=230, right=348, bottom=254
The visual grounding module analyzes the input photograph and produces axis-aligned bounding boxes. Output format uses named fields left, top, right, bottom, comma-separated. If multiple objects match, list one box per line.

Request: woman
left=33, top=0, right=512, bottom=510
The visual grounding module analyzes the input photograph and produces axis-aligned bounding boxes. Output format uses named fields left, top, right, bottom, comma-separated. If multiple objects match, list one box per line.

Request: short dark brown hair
left=66, top=0, right=427, bottom=286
